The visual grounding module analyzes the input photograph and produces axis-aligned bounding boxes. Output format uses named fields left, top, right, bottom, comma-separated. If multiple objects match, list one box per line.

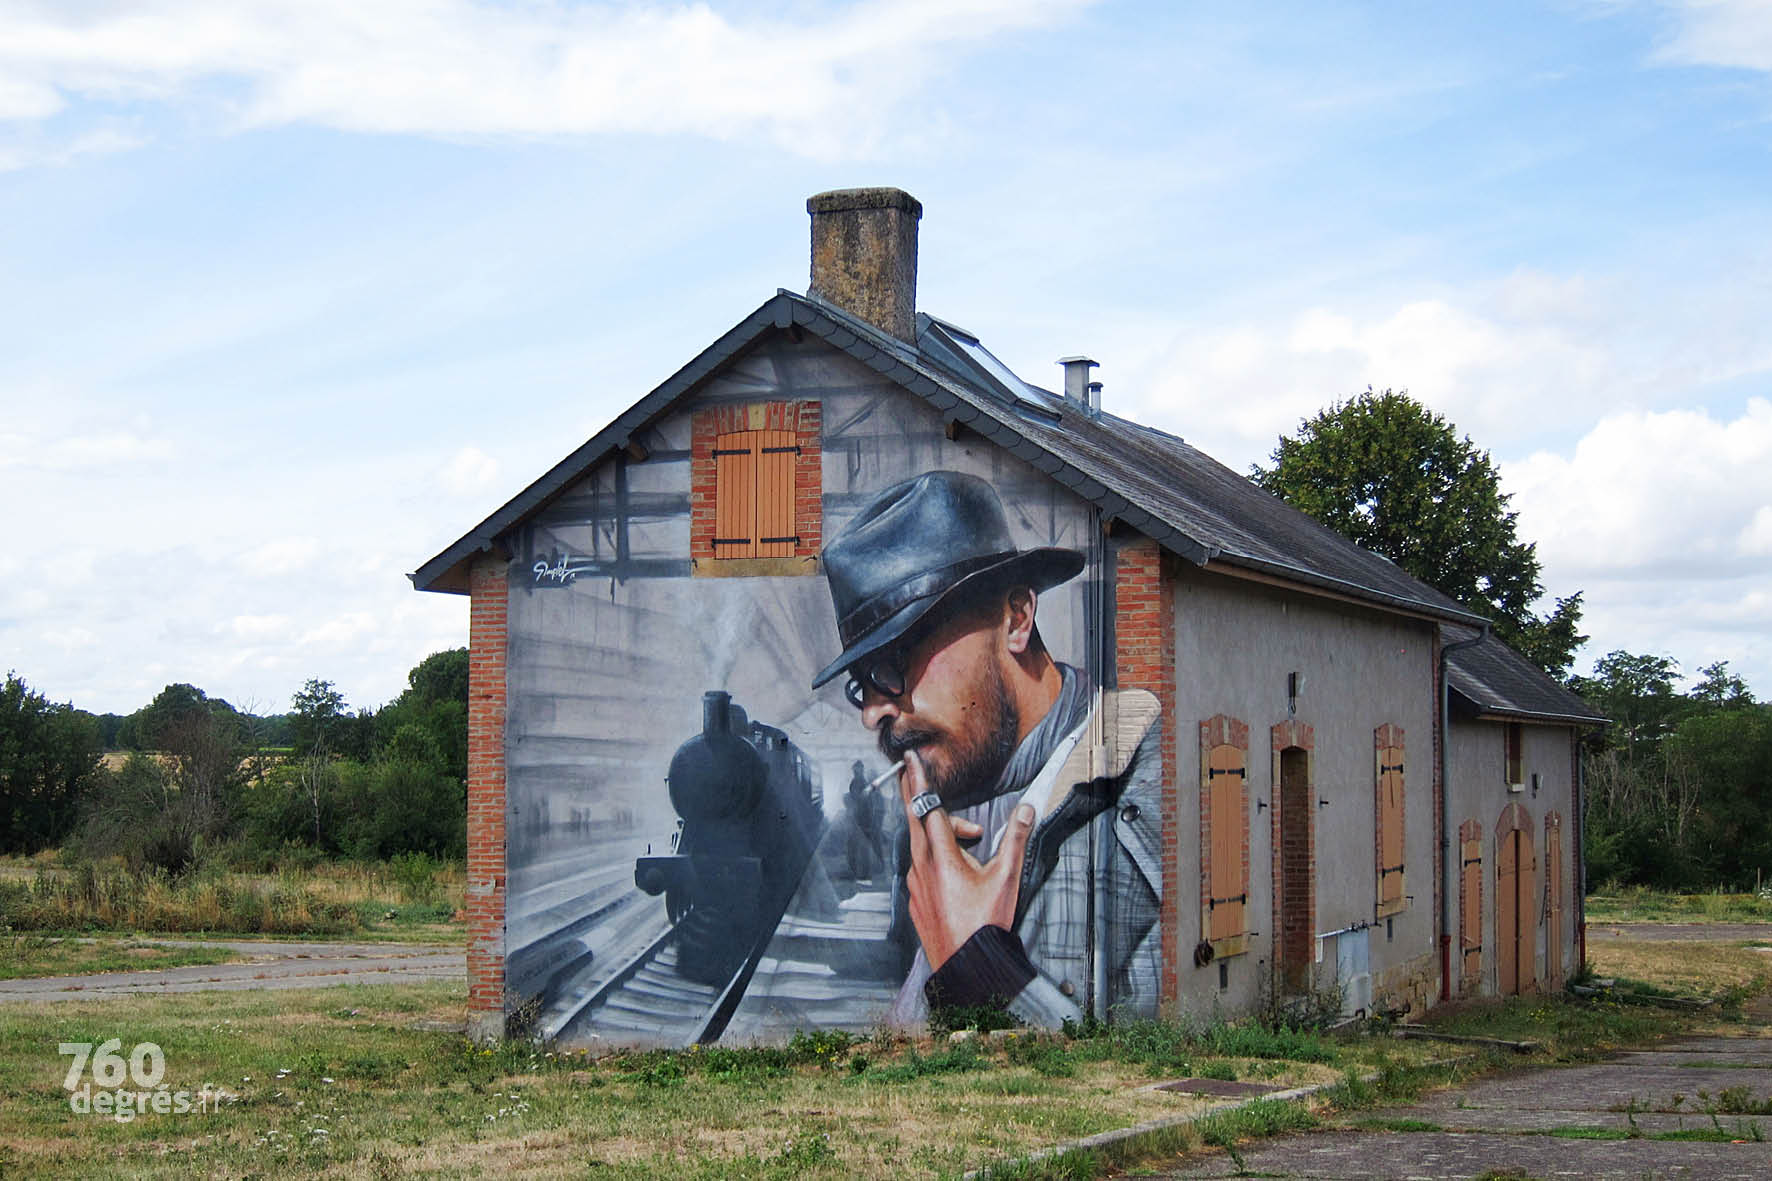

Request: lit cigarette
left=870, top=758, right=907, bottom=790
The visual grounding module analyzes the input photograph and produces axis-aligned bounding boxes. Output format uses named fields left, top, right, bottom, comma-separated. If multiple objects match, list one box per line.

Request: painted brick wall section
left=466, top=556, right=509, bottom=1031
left=1270, top=721, right=1316, bottom=987
left=1114, top=538, right=1178, bottom=1009
left=689, top=400, right=823, bottom=561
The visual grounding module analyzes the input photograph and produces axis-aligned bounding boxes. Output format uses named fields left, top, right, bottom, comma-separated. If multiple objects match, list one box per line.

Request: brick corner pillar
left=1112, top=536, right=1179, bottom=1012
left=466, top=554, right=510, bottom=1045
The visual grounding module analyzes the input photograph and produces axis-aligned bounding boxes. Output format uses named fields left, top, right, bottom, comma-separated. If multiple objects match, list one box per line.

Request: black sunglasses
left=844, top=645, right=908, bottom=709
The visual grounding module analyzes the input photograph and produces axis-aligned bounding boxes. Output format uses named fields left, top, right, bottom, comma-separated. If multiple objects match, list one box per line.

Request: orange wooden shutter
left=755, top=428, right=798, bottom=558
left=1378, top=740, right=1405, bottom=908
left=1460, top=835, right=1482, bottom=981
left=714, top=430, right=758, bottom=558
left=1207, top=742, right=1247, bottom=942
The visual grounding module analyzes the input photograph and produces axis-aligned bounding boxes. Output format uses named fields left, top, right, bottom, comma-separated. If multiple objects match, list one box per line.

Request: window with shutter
left=690, top=401, right=822, bottom=576
left=1200, top=715, right=1250, bottom=956
left=713, top=429, right=799, bottom=558
left=1375, top=725, right=1406, bottom=917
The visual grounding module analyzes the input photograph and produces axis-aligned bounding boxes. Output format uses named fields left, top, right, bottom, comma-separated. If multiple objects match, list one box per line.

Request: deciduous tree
left=1252, top=388, right=1585, bottom=676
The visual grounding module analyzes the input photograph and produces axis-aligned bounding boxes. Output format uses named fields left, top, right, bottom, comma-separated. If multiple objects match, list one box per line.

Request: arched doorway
left=1495, top=803, right=1537, bottom=996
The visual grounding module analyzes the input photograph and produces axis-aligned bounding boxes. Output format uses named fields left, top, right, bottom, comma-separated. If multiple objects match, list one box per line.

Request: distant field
left=1586, top=888, right=1772, bottom=925
left=0, top=855, right=466, bottom=944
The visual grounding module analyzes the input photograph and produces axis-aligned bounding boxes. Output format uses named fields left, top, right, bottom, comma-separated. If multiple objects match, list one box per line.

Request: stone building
left=414, top=188, right=1601, bottom=1046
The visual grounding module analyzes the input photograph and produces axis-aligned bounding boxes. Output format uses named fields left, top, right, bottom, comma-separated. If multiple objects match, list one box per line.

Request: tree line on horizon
left=0, top=650, right=468, bottom=871
left=5, top=390, right=1766, bottom=890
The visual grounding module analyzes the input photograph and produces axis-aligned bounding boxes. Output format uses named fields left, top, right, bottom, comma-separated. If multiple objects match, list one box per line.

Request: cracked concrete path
left=1160, top=997, right=1772, bottom=1180
left=0, top=940, right=463, bottom=1000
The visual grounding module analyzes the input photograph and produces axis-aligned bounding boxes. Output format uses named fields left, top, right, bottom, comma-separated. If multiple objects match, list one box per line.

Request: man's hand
left=898, top=751, right=1035, bottom=971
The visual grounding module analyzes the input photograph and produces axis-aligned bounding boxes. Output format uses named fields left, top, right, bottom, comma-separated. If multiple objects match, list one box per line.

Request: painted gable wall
left=496, top=332, right=1111, bottom=1046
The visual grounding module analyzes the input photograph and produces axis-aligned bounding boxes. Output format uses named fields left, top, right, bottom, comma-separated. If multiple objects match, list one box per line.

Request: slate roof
left=412, top=289, right=1485, bottom=632
left=1445, top=626, right=1606, bottom=726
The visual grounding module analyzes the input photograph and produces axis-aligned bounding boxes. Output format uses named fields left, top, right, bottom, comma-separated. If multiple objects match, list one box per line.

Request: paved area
left=0, top=940, right=462, bottom=1001
left=1587, top=922, right=1772, bottom=943
left=1159, top=998, right=1772, bottom=1180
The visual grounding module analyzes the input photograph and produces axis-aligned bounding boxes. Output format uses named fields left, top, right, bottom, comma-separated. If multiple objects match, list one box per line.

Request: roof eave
left=410, top=293, right=796, bottom=593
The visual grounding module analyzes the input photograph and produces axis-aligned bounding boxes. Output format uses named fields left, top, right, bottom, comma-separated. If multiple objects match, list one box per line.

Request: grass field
left=0, top=983, right=1468, bottom=1180
left=0, top=901, right=1767, bottom=1177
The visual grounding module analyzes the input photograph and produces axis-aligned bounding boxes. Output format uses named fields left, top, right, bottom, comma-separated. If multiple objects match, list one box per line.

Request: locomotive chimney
left=702, top=690, right=732, bottom=736
left=807, top=187, right=922, bottom=343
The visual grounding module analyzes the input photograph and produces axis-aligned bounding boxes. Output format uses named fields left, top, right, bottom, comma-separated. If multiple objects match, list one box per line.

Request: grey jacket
left=889, top=687, right=1164, bottom=1028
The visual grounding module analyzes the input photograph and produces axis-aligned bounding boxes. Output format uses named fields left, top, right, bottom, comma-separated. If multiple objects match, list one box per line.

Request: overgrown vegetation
left=0, top=653, right=468, bottom=931
left=0, top=854, right=463, bottom=939
left=1575, top=652, right=1771, bottom=891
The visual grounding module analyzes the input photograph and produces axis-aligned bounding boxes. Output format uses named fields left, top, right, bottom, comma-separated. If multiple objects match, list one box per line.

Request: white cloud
left=0, top=429, right=173, bottom=469
left=440, top=445, right=498, bottom=496
left=237, top=537, right=320, bottom=576
left=1507, top=398, right=1772, bottom=577
left=0, top=0, right=1096, bottom=161
left=227, top=614, right=290, bottom=641
left=1125, top=259, right=1772, bottom=475
left=1741, top=505, right=1772, bottom=556
left=1654, top=0, right=1772, bottom=72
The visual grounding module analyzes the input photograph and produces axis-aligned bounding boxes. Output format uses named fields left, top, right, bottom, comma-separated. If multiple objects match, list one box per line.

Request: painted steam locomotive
left=634, top=690, right=824, bottom=986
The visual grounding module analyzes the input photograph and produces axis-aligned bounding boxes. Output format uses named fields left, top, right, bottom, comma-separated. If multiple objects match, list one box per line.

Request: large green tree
left=1252, top=388, right=1585, bottom=677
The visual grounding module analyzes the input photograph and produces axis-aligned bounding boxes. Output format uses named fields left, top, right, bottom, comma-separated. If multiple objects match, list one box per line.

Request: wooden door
left=1496, top=828, right=1539, bottom=995
left=1515, top=828, right=1537, bottom=994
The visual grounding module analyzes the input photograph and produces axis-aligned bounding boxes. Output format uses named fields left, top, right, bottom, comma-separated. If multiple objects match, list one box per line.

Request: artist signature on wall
left=532, top=550, right=596, bottom=587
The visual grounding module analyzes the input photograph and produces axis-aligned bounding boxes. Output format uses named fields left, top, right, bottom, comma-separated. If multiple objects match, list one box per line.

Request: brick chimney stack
left=807, top=188, right=922, bottom=343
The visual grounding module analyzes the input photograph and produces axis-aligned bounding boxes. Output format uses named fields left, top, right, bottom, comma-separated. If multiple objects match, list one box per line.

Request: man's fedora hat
left=811, top=471, right=1084, bottom=689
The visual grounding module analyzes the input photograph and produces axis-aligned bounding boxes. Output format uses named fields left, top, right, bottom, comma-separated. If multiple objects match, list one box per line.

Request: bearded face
left=875, top=651, right=1020, bottom=810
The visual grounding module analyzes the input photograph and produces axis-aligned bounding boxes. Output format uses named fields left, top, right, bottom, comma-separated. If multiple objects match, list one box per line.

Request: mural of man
left=813, top=471, right=1163, bottom=1028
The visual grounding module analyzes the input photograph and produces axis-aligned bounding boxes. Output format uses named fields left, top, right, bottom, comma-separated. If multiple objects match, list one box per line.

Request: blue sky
left=3, top=0, right=1769, bottom=716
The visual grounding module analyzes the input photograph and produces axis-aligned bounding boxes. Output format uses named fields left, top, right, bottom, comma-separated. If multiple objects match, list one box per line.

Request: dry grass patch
left=1588, top=937, right=1772, bottom=999
left=0, top=982, right=1438, bottom=1180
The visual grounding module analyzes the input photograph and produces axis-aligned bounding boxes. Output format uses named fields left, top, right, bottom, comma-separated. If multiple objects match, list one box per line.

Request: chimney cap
left=1056, top=355, right=1098, bottom=366
left=808, top=188, right=923, bottom=218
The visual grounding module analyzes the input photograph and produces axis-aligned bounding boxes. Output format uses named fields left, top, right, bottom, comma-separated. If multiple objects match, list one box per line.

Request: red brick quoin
left=688, top=400, right=823, bottom=562
left=466, top=555, right=509, bottom=1040
left=1113, top=538, right=1178, bottom=1010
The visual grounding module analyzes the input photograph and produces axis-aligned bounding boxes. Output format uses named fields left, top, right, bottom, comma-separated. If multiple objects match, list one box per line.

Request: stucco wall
left=1169, top=566, right=1439, bottom=1021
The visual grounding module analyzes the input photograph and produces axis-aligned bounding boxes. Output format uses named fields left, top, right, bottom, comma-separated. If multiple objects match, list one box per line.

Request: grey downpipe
left=1438, top=622, right=1487, bottom=1002
left=1089, top=511, right=1112, bottom=1022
